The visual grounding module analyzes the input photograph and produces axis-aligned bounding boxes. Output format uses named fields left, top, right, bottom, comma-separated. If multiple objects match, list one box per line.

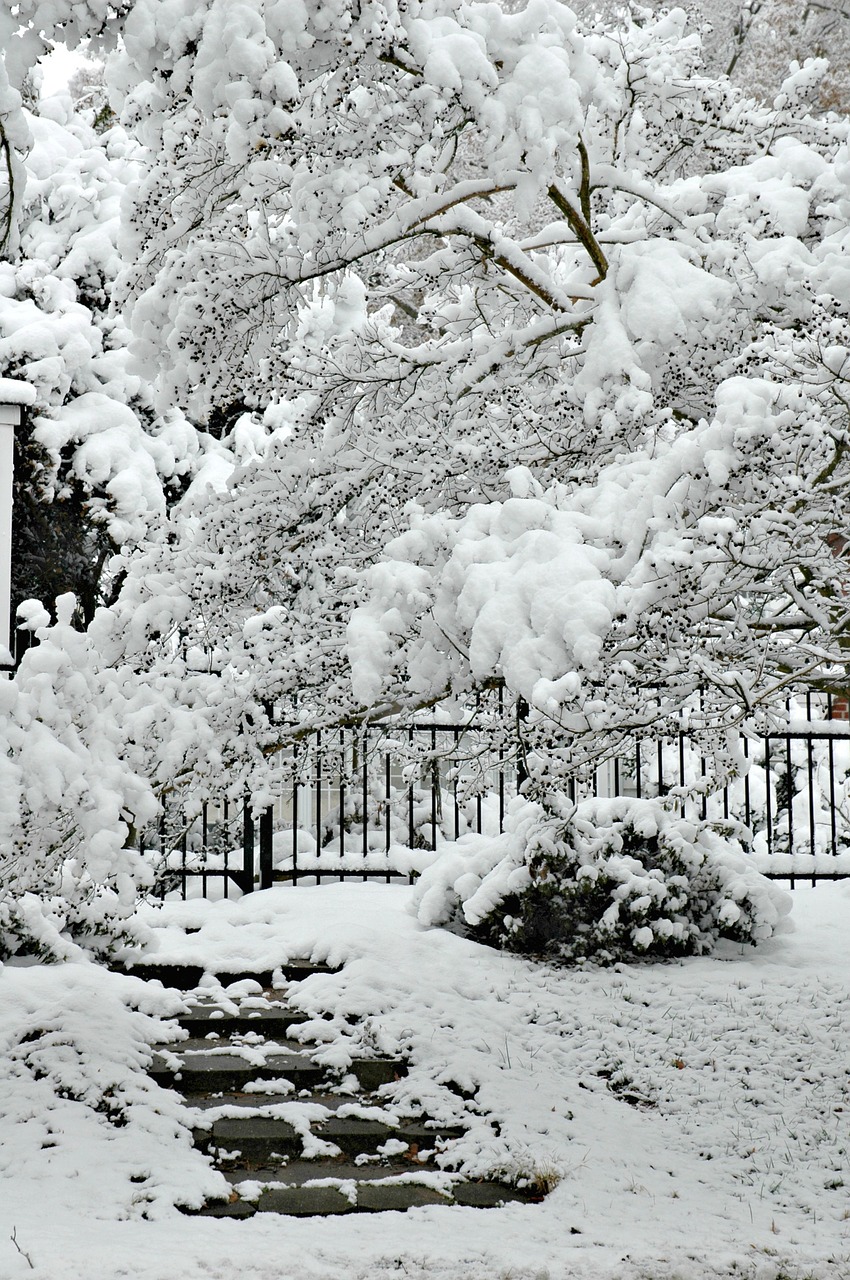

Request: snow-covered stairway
left=145, top=969, right=535, bottom=1217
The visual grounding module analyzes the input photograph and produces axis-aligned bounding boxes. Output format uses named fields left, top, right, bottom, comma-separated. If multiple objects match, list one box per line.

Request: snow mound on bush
left=412, top=797, right=791, bottom=961
left=0, top=961, right=226, bottom=1219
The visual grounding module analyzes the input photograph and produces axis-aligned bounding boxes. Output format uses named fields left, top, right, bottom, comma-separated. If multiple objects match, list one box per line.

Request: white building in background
left=0, top=378, right=36, bottom=667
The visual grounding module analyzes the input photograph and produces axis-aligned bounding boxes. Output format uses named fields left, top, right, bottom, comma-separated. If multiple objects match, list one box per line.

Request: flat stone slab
left=224, top=1158, right=431, bottom=1186
left=350, top=1058, right=407, bottom=1090
left=257, top=1185, right=353, bottom=1215
left=155, top=1050, right=314, bottom=1072
left=356, top=1182, right=449, bottom=1211
left=177, top=1035, right=305, bottom=1054
left=452, top=1180, right=536, bottom=1207
left=196, top=1114, right=462, bottom=1162
left=150, top=1051, right=402, bottom=1095
left=179, top=1007, right=310, bottom=1035
left=150, top=1051, right=325, bottom=1094
left=191, top=1093, right=301, bottom=1112
left=181, top=1197, right=257, bottom=1219
left=321, top=1118, right=461, bottom=1154
left=190, top=1173, right=537, bottom=1217
left=122, top=959, right=337, bottom=988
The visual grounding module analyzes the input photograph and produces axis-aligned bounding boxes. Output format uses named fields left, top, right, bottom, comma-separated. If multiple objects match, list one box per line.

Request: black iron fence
left=139, top=692, right=850, bottom=899
left=142, top=713, right=518, bottom=898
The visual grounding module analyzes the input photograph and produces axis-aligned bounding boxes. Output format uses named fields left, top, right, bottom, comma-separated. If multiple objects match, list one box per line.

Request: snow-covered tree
left=569, top=0, right=850, bottom=111
left=2, top=0, right=850, bottom=957
left=102, top=2, right=850, bottom=780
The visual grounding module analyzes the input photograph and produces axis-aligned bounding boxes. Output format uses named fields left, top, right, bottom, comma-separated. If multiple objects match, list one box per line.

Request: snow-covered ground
left=1, top=880, right=849, bottom=1280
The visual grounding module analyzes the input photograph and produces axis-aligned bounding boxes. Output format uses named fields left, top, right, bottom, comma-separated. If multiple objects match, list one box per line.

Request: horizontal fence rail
left=137, top=692, right=850, bottom=900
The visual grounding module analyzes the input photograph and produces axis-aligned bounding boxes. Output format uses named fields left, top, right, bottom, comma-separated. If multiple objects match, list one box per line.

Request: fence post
left=242, top=800, right=255, bottom=894
left=516, top=696, right=529, bottom=791
left=259, top=806, right=274, bottom=889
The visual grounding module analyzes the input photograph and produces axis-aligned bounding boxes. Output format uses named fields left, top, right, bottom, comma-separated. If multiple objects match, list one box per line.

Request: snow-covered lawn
left=1, top=881, right=849, bottom=1280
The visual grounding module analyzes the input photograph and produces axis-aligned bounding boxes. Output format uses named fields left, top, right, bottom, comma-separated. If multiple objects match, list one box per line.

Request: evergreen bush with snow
left=413, top=798, right=791, bottom=962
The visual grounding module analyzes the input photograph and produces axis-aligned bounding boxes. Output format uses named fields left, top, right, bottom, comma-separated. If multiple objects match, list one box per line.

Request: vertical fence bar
left=430, top=726, right=438, bottom=851
left=828, top=729, right=837, bottom=860
left=338, top=727, right=346, bottom=866
left=743, top=733, right=751, bottom=831
left=201, top=802, right=209, bottom=899
left=453, top=728, right=461, bottom=840
left=765, top=733, right=773, bottom=858
left=260, top=805, right=274, bottom=890
left=385, top=742, right=392, bottom=879
left=698, top=688, right=707, bottom=821
left=656, top=737, right=664, bottom=799
left=181, top=824, right=188, bottom=901
left=292, top=742, right=300, bottom=885
left=408, top=727, right=415, bottom=847
left=242, top=799, right=255, bottom=894
left=635, top=737, right=642, bottom=799
left=806, top=720, right=816, bottom=875
left=785, top=701, right=795, bottom=889
left=516, top=697, right=529, bottom=793
left=159, top=803, right=167, bottom=901
left=316, top=730, right=323, bottom=885
left=362, top=727, right=369, bottom=879
left=223, top=798, right=230, bottom=899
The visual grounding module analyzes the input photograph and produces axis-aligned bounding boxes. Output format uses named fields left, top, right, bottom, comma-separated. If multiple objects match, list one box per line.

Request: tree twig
left=10, top=1228, right=34, bottom=1271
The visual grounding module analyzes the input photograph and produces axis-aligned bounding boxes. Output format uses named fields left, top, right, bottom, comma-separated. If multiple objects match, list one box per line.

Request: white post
left=0, top=379, right=36, bottom=668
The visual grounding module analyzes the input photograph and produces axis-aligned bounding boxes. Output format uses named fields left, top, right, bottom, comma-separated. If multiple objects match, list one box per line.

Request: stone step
left=176, top=1035, right=306, bottom=1054
left=121, top=960, right=335, bottom=988
left=196, top=1115, right=461, bottom=1161
left=188, top=1091, right=356, bottom=1111
left=224, top=1157, right=436, bottom=1185
left=151, top=1049, right=404, bottom=1094
left=184, top=1174, right=538, bottom=1217
left=178, top=1006, right=310, bottom=1036
left=144, top=967, right=534, bottom=1218
left=259, top=1181, right=449, bottom=1215
left=150, top=1049, right=326, bottom=1093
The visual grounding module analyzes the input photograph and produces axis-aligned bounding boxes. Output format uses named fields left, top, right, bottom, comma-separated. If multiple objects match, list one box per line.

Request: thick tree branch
left=547, top=181, right=608, bottom=281
left=0, top=117, right=16, bottom=258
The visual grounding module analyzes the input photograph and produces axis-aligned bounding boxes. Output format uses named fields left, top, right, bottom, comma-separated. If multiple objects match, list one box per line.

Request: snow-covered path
left=1, top=882, right=848, bottom=1280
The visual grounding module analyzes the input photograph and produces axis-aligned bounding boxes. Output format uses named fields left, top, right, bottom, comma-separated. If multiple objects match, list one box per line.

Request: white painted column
left=0, top=380, right=36, bottom=668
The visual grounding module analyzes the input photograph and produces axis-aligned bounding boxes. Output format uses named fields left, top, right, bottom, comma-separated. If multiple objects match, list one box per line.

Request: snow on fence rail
left=137, top=692, right=850, bottom=900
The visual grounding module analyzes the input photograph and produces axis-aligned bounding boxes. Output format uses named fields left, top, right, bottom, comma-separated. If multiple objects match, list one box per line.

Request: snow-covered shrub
left=0, top=595, right=158, bottom=962
left=412, top=797, right=791, bottom=963
left=0, top=961, right=227, bottom=1218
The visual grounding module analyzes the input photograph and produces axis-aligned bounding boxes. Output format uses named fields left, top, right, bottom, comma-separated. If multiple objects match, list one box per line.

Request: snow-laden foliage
left=572, top=0, right=850, bottom=112
left=2, top=87, right=246, bottom=686
left=412, top=796, right=791, bottom=961
left=0, top=594, right=159, bottom=960
left=0, top=961, right=226, bottom=1221
left=2, top=1, right=850, bottom=956
left=2, top=92, right=213, bottom=608
left=93, top=6, right=850, bottom=780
